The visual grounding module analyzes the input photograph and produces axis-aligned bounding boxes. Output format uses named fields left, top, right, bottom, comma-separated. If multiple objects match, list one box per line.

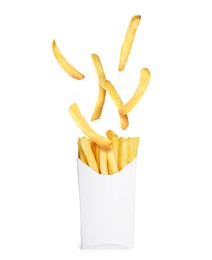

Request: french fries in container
left=52, top=14, right=150, bottom=249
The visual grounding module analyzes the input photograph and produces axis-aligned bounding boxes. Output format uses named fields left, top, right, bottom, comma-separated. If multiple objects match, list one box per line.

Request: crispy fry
left=127, top=137, right=140, bottom=163
left=118, top=137, right=128, bottom=171
left=79, top=137, right=99, bottom=172
left=52, top=40, right=84, bottom=80
left=119, top=68, right=150, bottom=115
left=78, top=138, right=88, bottom=165
left=112, top=136, right=119, bottom=166
left=99, top=148, right=108, bottom=175
left=118, top=15, right=141, bottom=71
left=69, top=103, right=112, bottom=149
left=90, top=141, right=96, bottom=156
left=101, top=80, right=129, bottom=130
left=107, top=148, right=118, bottom=174
left=95, top=145, right=100, bottom=170
left=90, top=54, right=106, bottom=121
left=106, top=130, right=118, bottom=139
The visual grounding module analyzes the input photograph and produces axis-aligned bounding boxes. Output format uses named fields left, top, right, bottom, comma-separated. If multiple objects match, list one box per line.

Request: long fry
left=79, top=137, right=99, bottom=172
left=107, top=148, right=118, bottom=174
left=112, top=136, right=119, bottom=166
left=99, top=148, right=108, bottom=175
left=52, top=40, right=84, bottom=80
left=90, top=54, right=106, bottom=121
left=69, top=103, right=112, bottom=148
left=95, top=145, right=100, bottom=170
left=118, top=137, right=128, bottom=171
left=101, top=80, right=129, bottom=130
left=127, top=137, right=140, bottom=163
left=119, top=68, right=150, bottom=115
left=118, top=15, right=141, bottom=71
left=78, top=138, right=88, bottom=165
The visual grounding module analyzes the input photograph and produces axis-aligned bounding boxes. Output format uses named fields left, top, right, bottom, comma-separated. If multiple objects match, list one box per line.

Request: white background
left=0, top=0, right=212, bottom=259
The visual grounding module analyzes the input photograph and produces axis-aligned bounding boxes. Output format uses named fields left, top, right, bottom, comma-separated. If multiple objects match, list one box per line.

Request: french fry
left=79, top=137, right=99, bottom=172
left=78, top=138, right=88, bottom=165
left=107, top=148, right=118, bottom=174
left=69, top=103, right=112, bottom=149
left=95, top=145, right=100, bottom=170
left=106, top=130, right=118, bottom=139
left=52, top=40, right=85, bottom=80
left=118, top=15, right=141, bottom=71
left=127, top=137, right=140, bottom=163
left=118, top=137, right=128, bottom=171
left=90, top=140, right=96, bottom=156
left=99, top=148, right=108, bottom=175
left=90, top=54, right=106, bottom=121
left=106, top=130, right=119, bottom=165
left=101, top=80, right=129, bottom=130
left=112, top=136, right=119, bottom=166
left=134, top=137, right=140, bottom=157
left=119, top=68, right=151, bottom=115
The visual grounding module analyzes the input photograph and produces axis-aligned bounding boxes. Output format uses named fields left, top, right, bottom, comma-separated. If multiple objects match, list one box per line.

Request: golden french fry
left=106, top=130, right=118, bottom=139
left=101, top=80, right=129, bottom=130
left=118, top=137, right=128, bottom=171
left=119, top=68, right=151, bottom=115
left=79, top=137, right=99, bottom=172
left=118, top=15, right=141, bottom=71
left=90, top=54, right=106, bottom=121
left=107, top=148, right=118, bottom=174
left=69, top=103, right=112, bottom=149
left=95, top=145, right=100, bottom=170
left=134, top=137, right=140, bottom=157
left=127, top=137, right=140, bottom=163
left=99, top=148, right=108, bottom=174
left=52, top=40, right=84, bottom=80
left=90, top=141, right=96, bottom=156
left=112, top=136, right=119, bottom=166
left=78, top=138, right=88, bottom=165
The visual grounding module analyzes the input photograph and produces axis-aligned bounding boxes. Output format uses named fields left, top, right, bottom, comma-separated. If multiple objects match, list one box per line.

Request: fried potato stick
left=101, top=80, right=129, bottom=130
left=112, top=136, right=119, bottom=166
left=78, top=138, right=88, bottom=165
left=99, top=148, right=108, bottom=175
left=90, top=54, right=106, bottom=121
left=69, top=103, right=112, bottom=149
left=118, top=15, right=141, bottom=71
left=118, top=137, right=128, bottom=171
left=106, top=130, right=118, bottom=139
left=79, top=137, right=99, bottom=172
left=95, top=145, right=100, bottom=170
left=119, top=68, right=150, bottom=115
left=52, top=40, right=84, bottom=80
left=127, top=137, right=140, bottom=163
left=107, top=148, right=118, bottom=174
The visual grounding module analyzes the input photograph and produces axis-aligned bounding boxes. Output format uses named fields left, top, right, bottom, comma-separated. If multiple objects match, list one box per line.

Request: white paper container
left=77, top=158, right=137, bottom=249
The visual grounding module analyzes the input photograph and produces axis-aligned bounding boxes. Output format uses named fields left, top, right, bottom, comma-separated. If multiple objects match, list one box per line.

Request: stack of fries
left=78, top=131, right=139, bottom=175
left=52, top=15, right=151, bottom=174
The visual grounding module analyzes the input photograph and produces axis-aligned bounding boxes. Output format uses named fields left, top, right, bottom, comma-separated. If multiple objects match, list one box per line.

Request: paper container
left=77, top=158, right=137, bottom=249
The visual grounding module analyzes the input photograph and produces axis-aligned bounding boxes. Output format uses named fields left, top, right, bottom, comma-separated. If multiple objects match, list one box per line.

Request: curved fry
left=119, top=68, right=150, bottom=115
left=52, top=40, right=84, bottom=80
left=101, top=80, right=129, bottom=130
left=118, top=15, right=141, bottom=71
left=90, top=54, right=106, bottom=121
left=69, top=103, right=112, bottom=149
